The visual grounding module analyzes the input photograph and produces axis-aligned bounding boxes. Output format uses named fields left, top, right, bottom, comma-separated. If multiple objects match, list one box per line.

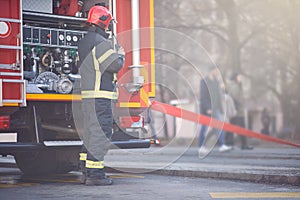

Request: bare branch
left=267, top=84, right=281, bottom=99
left=165, top=24, right=228, bottom=43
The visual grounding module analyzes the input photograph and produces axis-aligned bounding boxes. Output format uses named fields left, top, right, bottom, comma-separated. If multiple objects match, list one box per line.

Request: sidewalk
left=0, top=143, right=299, bottom=185
left=105, top=143, right=300, bottom=186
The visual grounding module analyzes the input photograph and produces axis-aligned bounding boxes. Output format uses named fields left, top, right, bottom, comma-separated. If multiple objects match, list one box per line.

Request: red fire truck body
left=0, top=0, right=155, bottom=174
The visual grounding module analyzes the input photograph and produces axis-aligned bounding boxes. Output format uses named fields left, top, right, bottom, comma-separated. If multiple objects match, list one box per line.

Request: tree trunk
left=217, top=0, right=241, bottom=72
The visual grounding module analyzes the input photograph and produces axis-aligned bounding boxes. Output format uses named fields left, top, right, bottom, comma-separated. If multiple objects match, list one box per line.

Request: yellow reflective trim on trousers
left=79, top=153, right=87, bottom=161
left=85, top=160, right=104, bottom=169
left=97, top=49, right=115, bottom=64
left=92, top=47, right=101, bottom=91
left=81, top=90, right=118, bottom=99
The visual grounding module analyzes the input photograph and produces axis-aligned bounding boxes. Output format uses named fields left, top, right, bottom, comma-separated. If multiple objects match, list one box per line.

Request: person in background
left=227, top=73, right=253, bottom=150
left=261, top=108, right=271, bottom=135
left=198, top=68, right=233, bottom=156
left=223, top=90, right=237, bottom=146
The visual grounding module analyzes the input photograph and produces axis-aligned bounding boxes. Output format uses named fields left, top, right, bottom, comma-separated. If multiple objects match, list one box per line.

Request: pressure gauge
left=66, top=35, right=72, bottom=42
left=59, top=34, right=64, bottom=41
left=73, top=35, right=78, bottom=42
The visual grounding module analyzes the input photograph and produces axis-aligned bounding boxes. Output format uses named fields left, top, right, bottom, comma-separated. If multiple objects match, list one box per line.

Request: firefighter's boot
left=85, top=160, right=113, bottom=186
left=85, top=169, right=113, bottom=186
left=79, top=152, right=87, bottom=184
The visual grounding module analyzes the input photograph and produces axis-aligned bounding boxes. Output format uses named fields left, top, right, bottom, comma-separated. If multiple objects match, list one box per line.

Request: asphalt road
left=0, top=167, right=300, bottom=200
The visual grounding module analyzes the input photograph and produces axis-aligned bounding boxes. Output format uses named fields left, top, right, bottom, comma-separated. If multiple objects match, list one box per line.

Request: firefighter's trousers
left=81, top=98, right=113, bottom=162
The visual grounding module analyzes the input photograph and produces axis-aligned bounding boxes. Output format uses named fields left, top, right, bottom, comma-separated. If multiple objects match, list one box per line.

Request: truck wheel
left=14, top=149, right=79, bottom=175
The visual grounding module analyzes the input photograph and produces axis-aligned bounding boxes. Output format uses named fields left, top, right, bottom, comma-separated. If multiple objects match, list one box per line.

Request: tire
left=13, top=105, right=80, bottom=175
left=14, top=149, right=79, bottom=175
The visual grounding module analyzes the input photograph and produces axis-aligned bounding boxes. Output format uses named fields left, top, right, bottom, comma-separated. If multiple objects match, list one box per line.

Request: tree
left=154, top=0, right=300, bottom=136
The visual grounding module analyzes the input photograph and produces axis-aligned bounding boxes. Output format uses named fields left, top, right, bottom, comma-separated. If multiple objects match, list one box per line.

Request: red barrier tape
left=151, top=101, right=300, bottom=148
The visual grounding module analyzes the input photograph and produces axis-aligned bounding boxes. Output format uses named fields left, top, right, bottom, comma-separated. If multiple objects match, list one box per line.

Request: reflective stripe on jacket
left=78, top=26, right=124, bottom=99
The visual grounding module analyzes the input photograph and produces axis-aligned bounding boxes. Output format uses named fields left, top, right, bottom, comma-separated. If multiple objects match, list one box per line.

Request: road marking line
left=108, top=174, right=145, bottom=179
left=210, top=192, right=300, bottom=198
left=0, top=184, right=16, bottom=189
left=0, top=183, right=35, bottom=188
left=0, top=173, right=144, bottom=187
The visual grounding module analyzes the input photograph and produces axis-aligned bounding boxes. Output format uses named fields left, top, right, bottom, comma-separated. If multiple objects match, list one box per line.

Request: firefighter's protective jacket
left=78, top=26, right=124, bottom=99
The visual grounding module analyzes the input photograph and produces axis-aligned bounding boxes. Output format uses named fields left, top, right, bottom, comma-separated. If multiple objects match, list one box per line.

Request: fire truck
left=0, top=0, right=155, bottom=174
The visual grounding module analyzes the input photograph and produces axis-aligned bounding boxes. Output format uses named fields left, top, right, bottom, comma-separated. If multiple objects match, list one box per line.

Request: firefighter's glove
left=117, top=46, right=125, bottom=56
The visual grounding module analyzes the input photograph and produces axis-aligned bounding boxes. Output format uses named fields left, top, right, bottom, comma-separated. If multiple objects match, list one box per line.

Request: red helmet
left=86, top=6, right=114, bottom=29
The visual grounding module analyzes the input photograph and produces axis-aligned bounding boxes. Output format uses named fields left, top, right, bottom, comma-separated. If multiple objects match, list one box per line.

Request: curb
left=106, top=167, right=300, bottom=186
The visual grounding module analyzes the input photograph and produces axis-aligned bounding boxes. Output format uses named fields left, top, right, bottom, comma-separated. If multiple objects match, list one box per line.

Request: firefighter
left=78, top=5, right=125, bottom=186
